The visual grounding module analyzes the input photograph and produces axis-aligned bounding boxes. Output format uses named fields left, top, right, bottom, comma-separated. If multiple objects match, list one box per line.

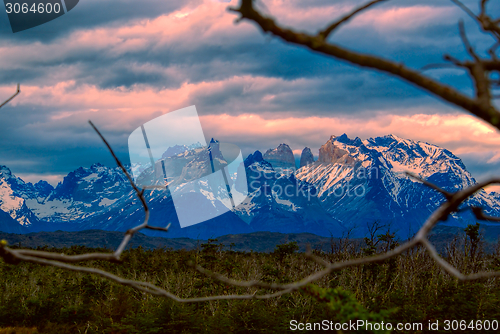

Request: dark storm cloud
left=0, top=0, right=201, bottom=41
left=0, top=102, right=131, bottom=175
left=0, top=0, right=499, bottom=181
left=0, top=0, right=489, bottom=104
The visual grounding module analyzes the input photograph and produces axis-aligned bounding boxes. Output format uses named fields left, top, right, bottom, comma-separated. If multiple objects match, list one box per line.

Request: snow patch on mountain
left=2, top=134, right=500, bottom=239
left=0, top=179, right=28, bottom=225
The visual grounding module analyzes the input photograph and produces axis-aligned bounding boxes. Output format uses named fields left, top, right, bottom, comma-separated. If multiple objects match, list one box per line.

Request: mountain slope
left=0, top=166, right=43, bottom=231
left=296, top=134, right=500, bottom=236
left=1, top=134, right=500, bottom=239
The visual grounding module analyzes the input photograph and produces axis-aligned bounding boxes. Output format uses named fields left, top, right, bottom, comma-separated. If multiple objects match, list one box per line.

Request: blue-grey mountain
left=1, top=134, right=499, bottom=239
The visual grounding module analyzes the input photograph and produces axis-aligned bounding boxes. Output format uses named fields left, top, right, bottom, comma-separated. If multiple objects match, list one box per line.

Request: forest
left=1, top=224, right=499, bottom=333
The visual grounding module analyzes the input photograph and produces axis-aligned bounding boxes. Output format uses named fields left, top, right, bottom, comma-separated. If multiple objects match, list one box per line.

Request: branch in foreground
left=3, top=167, right=500, bottom=302
left=0, top=83, right=20, bottom=109
left=189, top=174, right=500, bottom=292
left=0, top=122, right=291, bottom=302
left=318, top=0, right=387, bottom=40
left=229, top=0, right=500, bottom=129
left=471, top=206, right=500, bottom=222
left=2, top=0, right=500, bottom=296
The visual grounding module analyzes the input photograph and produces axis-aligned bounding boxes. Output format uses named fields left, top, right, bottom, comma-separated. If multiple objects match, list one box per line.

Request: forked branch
left=229, top=0, right=500, bottom=128
left=0, top=122, right=294, bottom=302
left=2, top=125, right=500, bottom=301
left=2, top=0, right=500, bottom=303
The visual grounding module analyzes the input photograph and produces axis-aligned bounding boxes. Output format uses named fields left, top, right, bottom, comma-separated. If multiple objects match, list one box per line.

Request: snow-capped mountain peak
left=1, top=133, right=499, bottom=239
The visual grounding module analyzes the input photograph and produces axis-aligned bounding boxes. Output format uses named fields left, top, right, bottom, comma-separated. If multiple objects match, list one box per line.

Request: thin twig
left=405, top=172, right=453, bottom=200
left=318, top=0, right=387, bottom=40
left=450, top=0, right=478, bottom=21
left=230, top=0, right=500, bottom=129
left=459, top=20, right=480, bottom=61
left=0, top=83, right=20, bottom=109
left=471, top=206, right=500, bottom=221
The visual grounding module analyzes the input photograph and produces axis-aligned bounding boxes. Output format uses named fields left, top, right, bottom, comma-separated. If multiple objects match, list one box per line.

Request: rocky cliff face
left=318, top=135, right=357, bottom=165
left=263, top=144, right=296, bottom=171
left=0, top=165, right=44, bottom=231
left=234, top=151, right=345, bottom=236
left=296, top=134, right=498, bottom=236
left=299, top=147, right=314, bottom=168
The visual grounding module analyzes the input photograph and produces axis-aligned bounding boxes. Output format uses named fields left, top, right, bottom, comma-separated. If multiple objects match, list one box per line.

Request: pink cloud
left=350, top=5, right=455, bottom=31
left=4, top=74, right=310, bottom=135
left=0, top=0, right=257, bottom=73
left=253, top=0, right=344, bottom=33
left=5, top=72, right=499, bottom=162
left=200, top=112, right=500, bottom=158
left=0, top=1, right=456, bottom=72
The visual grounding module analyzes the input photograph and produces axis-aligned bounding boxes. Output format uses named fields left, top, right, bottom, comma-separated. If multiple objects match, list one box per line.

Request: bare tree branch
left=471, top=206, right=500, bottom=221
left=450, top=0, right=478, bottom=21
left=229, top=0, right=500, bottom=128
left=459, top=20, right=480, bottom=61
left=2, top=0, right=500, bottom=305
left=0, top=83, right=20, bottom=109
left=318, top=0, right=387, bottom=40
left=405, top=172, right=453, bottom=200
left=451, top=0, right=500, bottom=41
left=443, top=54, right=470, bottom=70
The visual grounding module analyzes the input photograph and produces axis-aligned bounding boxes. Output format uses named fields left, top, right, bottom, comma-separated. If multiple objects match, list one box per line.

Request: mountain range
left=1, top=134, right=499, bottom=240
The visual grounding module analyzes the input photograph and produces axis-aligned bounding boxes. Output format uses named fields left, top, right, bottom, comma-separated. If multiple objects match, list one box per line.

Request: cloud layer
left=0, top=0, right=499, bottom=186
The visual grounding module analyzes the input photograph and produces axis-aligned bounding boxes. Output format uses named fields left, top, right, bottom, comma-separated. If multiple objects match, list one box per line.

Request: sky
left=0, top=0, right=499, bottom=190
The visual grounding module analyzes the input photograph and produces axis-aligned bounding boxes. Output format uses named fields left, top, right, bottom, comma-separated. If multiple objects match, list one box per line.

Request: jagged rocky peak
left=263, top=143, right=296, bottom=170
left=209, top=138, right=227, bottom=162
left=161, top=144, right=188, bottom=159
left=161, top=142, right=204, bottom=160
left=318, top=134, right=357, bottom=165
left=365, top=134, right=412, bottom=149
left=244, top=150, right=264, bottom=167
left=89, top=162, right=107, bottom=172
left=0, top=165, right=13, bottom=179
left=209, top=138, right=220, bottom=151
left=33, top=180, right=54, bottom=197
left=299, top=147, right=314, bottom=168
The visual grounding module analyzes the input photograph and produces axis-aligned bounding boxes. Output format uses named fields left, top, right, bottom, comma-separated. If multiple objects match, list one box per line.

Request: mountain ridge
left=1, top=133, right=499, bottom=239
left=1, top=227, right=497, bottom=254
